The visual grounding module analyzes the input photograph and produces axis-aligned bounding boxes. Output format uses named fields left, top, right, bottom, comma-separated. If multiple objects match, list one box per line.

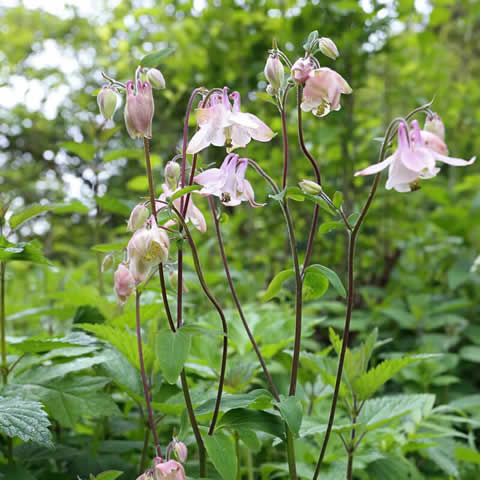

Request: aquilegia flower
left=194, top=153, right=264, bottom=207
left=114, top=263, right=135, bottom=304
left=186, top=87, right=274, bottom=154
left=355, top=119, right=476, bottom=192
left=300, top=67, right=352, bottom=117
left=124, top=80, right=154, bottom=139
left=154, top=459, right=186, bottom=480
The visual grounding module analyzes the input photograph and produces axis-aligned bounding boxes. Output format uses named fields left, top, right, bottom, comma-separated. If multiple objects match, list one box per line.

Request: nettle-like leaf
left=77, top=323, right=154, bottom=371
left=0, top=237, right=48, bottom=264
left=0, top=396, right=53, bottom=447
left=352, top=354, right=439, bottom=400
left=203, top=430, right=237, bottom=480
left=195, top=389, right=273, bottom=415
left=217, top=408, right=285, bottom=439
left=155, top=328, right=192, bottom=384
left=367, top=453, right=423, bottom=480
left=276, top=395, right=303, bottom=437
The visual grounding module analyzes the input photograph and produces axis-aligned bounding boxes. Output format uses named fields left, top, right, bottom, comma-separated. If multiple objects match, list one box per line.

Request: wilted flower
left=299, top=179, right=322, bottom=195
left=194, top=153, right=264, bottom=207
left=264, top=54, right=284, bottom=90
left=317, top=37, right=339, bottom=60
left=127, top=203, right=150, bottom=232
left=128, top=218, right=170, bottom=283
left=124, top=80, right=154, bottom=139
left=97, top=85, right=118, bottom=120
left=157, top=183, right=207, bottom=233
left=114, top=263, right=135, bottom=304
left=301, top=67, right=352, bottom=117
left=146, top=68, right=166, bottom=90
left=355, top=121, right=476, bottom=192
left=186, top=87, right=274, bottom=154
left=154, top=460, right=186, bottom=480
left=291, top=57, right=314, bottom=85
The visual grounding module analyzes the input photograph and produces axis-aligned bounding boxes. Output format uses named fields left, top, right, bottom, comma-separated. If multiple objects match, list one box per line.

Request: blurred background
left=1, top=0, right=480, bottom=478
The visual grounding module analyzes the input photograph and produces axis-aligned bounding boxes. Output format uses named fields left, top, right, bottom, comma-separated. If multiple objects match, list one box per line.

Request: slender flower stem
left=208, top=197, right=280, bottom=402
left=311, top=174, right=380, bottom=480
left=143, top=138, right=157, bottom=219
left=158, top=264, right=176, bottom=332
left=280, top=85, right=292, bottom=189
left=1, top=262, right=6, bottom=385
left=169, top=204, right=228, bottom=435
left=180, top=370, right=206, bottom=476
left=346, top=396, right=358, bottom=480
left=136, top=290, right=161, bottom=458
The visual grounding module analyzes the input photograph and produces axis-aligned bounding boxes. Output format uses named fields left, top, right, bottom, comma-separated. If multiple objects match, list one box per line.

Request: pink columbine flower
left=355, top=121, right=476, bottom=192
left=301, top=67, right=352, bottom=117
left=154, top=460, right=186, bottom=480
left=291, top=58, right=314, bottom=85
left=114, top=263, right=135, bottom=304
left=157, top=183, right=207, bottom=233
left=127, top=217, right=170, bottom=283
left=186, top=87, right=274, bottom=154
left=194, top=153, right=264, bottom=207
left=124, top=80, right=154, bottom=139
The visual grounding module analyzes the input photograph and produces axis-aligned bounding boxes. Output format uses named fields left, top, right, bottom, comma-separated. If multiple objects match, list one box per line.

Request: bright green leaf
left=140, top=48, right=176, bottom=68
left=156, top=329, right=192, bottom=384
left=203, top=430, right=237, bottom=480
left=303, top=267, right=329, bottom=300
left=307, top=265, right=346, bottom=298
left=260, top=269, right=294, bottom=302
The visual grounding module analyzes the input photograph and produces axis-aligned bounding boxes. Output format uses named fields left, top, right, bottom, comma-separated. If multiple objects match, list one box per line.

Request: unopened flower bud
left=146, top=68, right=166, bottom=90
left=424, top=113, right=445, bottom=140
left=97, top=85, right=118, bottom=120
left=291, top=58, right=313, bottom=85
left=114, top=263, right=135, bottom=304
left=124, top=80, right=154, bottom=139
left=127, top=203, right=150, bottom=232
left=101, top=254, right=114, bottom=272
left=299, top=179, right=322, bottom=195
left=317, top=37, right=339, bottom=60
left=154, top=460, right=186, bottom=480
left=173, top=441, right=188, bottom=463
left=164, top=161, right=181, bottom=189
left=264, top=54, right=284, bottom=90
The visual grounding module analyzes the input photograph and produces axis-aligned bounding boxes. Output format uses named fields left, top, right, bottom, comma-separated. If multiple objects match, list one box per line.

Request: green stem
left=1, top=262, right=6, bottom=385
left=286, top=427, right=297, bottom=479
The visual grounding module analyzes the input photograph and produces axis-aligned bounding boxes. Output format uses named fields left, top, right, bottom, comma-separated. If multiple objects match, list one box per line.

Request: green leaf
left=353, top=354, right=439, bottom=400
left=0, top=396, right=53, bottom=447
left=169, top=185, right=202, bottom=203
left=303, top=30, right=319, bottom=50
left=156, top=329, right=192, bottom=384
left=0, top=238, right=48, bottom=264
left=307, top=265, right=346, bottom=298
left=95, top=195, right=131, bottom=217
left=455, top=446, right=480, bottom=465
left=195, top=389, right=273, bottom=415
left=203, top=430, right=237, bottom=480
left=303, top=267, right=329, bottom=300
left=332, top=191, right=344, bottom=209
left=59, top=141, right=96, bottom=162
left=367, top=454, right=423, bottom=480
left=259, top=269, right=294, bottom=302
left=127, top=176, right=149, bottom=192
left=217, top=408, right=285, bottom=439
left=103, top=148, right=142, bottom=162
left=318, top=221, right=342, bottom=235
left=140, top=48, right=176, bottom=68
left=77, top=324, right=154, bottom=371
left=276, top=396, right=303, bottom=436
left=90, top=241, right=126, bottom=253
left=95, top=471, right=124, bottom=480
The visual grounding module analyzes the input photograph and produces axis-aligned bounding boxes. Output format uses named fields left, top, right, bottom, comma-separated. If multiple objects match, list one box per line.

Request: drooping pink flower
left=154, top=459, right=186, bottom=480
left=193, top=153, right=264, bottom=207
left=124, top=80, right=154, bottom=139
left=127, top=217, right=170, bottom=283
left=157, top=183, right=207, bottom=233
left=114, top=263, right=135, bottom=304
left=291, top=58, right=314, bottom=85
left=301, top=67, right=352, bottom=117
left=186, top=87, right=274, bottom=154
left=355, top=121, right=476, bottom=192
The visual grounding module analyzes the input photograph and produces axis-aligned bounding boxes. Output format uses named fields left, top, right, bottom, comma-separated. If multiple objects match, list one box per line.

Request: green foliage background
left=1, top=0, right=480, bottom=479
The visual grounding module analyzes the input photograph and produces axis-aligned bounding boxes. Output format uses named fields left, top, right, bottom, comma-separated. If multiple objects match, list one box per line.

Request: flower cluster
left=355, top=115, right=476, bottom=192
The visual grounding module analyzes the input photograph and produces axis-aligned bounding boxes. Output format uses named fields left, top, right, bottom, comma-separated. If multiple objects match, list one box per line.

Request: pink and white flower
left=355, top=120, right=476, bottom=192
left=114, top=263, right=135, bottom=304
left=300, top=67, right=352, bottom=117
left=124, top=80, right=154, bottom=139
left=186, top=87, right=274, bottom=154
left=154, top=459, right=186, bottom=480
left=194, top=153, right=264, bottom=207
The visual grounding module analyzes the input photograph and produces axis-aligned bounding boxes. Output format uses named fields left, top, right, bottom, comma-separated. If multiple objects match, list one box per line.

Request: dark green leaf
left=203, top=430, right=237, bottom=480
left=276, top=396, right=303, bottom=436
left=217, top=408, right=285, bottom=439
left=0, top=238, right=48, bottom=265
left=156, top=329, right=192, bottom=384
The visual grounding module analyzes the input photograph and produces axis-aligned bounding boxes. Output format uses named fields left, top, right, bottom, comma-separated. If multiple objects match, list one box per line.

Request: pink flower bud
left=424, top=113, right=445, bottom=140
left=164, top=161, right=181, bottom=189
left=97, top=85, right=118, bottom=120
left=154, top=460, right=186, bottom=480
left=146, top=68, right=166, bottom=90
left=317, top=37, right=339, bottom=60
left=173, top=441, right=188, bottom=463
left=114, top=263, right=135, bottom=304
left=127, top=204, right=150, bottom=232
left=124, top=80, right=154, bottom=139
left=264, top=54, right=284, bottom=90
left=291, top=58, right=313, bottom=85
left=299, top=179, right=322, bottom=195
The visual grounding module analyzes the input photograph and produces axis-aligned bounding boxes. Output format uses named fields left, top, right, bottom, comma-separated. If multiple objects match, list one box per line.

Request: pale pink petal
left=434, top=153, right=476, bottom=167
left=400, top=147, right=435, bottom=172
left=187, top=127, right=215, bottom=154
left=354, top=153, right=396, bottom=176
left=386, top=158, right=419, bottom=191
left=186, top=199, right=207, bottom=233
left=229, top=111, right=259, bottom=129
left=231, top=125, right=251, bottom=149
left=242, top=179, right=265, bottom=207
